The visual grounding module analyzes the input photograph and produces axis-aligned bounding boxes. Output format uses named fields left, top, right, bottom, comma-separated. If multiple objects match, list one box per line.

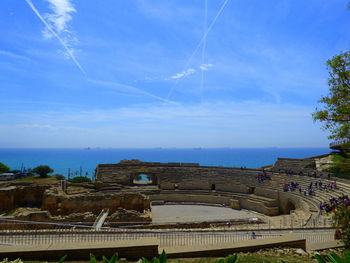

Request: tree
left=0, top=162, right=10, bottom=173
left=313, top=51, right=350, bottom=141
left=31, top=165, right=53, bottom=178
left=332, top=204, right=350, bottom=248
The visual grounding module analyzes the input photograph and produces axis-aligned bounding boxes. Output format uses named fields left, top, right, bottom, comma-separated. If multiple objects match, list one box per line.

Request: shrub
left=68, top=176, right=91, bottom=183
left=0, top=162, right=10, bottom=173
left=90, top=253, right=118, bottom=263
left=31, top=165, right=53, bottom=178
left=332, top=205, right=350, bottom=248
left=315, top=251, right=350, bottom=262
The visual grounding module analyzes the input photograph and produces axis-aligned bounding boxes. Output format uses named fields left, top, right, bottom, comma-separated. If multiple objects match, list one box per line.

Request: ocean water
left=0, top=148, right=330, bottom=179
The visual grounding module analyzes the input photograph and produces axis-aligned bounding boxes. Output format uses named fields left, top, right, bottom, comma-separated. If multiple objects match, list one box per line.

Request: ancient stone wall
left=271, top=158, right=316, bottom=174
left=277, top=191, right=317, bottom=214
left=0, top=184, right=49, bottom=212
left=96, top=161, right=262, bottom=190
left=42, top=190, right=150, bottom=216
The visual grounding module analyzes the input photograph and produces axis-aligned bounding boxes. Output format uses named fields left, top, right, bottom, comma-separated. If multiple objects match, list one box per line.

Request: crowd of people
left=282, top=180, right=338, bottom=196
left=283, top=181, right=299, bottom=192
left=320, top=194, right=350, bottom=213
left=256, top=170, right=271, bottom=183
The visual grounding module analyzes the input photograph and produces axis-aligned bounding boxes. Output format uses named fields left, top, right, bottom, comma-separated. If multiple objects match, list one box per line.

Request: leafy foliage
left=31, top=165, right=54, bottom=178
left=90, top=253, right=118, bottom=263
left=0, top=162, right=10, bottom=173
left=332, top=205, right=350, bottom=248
left=328, top=151, right=350, bottom=179
left=68, top=176, right=92, bottom=183
left=313, top=51, right=350, bottom=141
left=58, top=255, right=67, bottom=263
left=315, top=251, right=350, bottom=263
left=136, top=251, right=237, bottom=263
left=137, top=250, right=167, bottom=263
left=0, top=259, right=23, bottom=263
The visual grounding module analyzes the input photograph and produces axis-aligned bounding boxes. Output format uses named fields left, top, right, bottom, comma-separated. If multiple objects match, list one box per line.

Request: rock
left=108, top=208, right=151, bottom=222
left=52, top=212, right=97, bottom=222
left=295, top=248, right=308, bottom=256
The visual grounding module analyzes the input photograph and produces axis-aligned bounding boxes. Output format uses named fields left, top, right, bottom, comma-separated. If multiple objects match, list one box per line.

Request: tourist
left=251, top=231, right=256, bottom=239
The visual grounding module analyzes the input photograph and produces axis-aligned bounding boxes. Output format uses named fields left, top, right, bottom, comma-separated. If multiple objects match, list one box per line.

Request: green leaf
left=90, top=253, right=97, bottom=263
left=140, top=257, right=150, bottom=263
left=327, top=252, right=343, bottom=263
left=314, top=253, right=327, bottom=263
left=102, top=256, right=109, bottom=263
left=151, top=258, right=160, bottom=263
left=58, top=255, right=67, bottom=263
left=108, top=253, right=119, bottom=263
left=343, top=251, right=350, bottom=262
left=226, top=254, right=237, bottom=263
left=159, top=250, right=167, bottom=263
left=215, top=259, right=225, bottom=263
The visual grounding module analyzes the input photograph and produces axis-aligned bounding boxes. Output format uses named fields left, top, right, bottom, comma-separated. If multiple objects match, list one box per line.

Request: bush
left=329, top=150, right=350, bottom=179
left=332, top=205, right=350, bottom=248
left=31, top=165, right=53, bottom=178
left=315, top=251, right=350, bottom=262
left=0, top=162, right=10, bottom=173
left=68, top=176, right=91, bottom=183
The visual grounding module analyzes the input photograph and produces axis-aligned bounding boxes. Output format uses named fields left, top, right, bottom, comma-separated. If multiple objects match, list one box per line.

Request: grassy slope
left=11, top=175, right=59, bottom=183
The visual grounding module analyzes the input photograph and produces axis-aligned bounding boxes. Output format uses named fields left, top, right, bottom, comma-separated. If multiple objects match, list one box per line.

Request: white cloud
left=0, top=100, right=328, bottom=148
left=25, top=0, right=86, bottom=75
left=43, top=0, right=76, bottom=37
left=169, top=68, right=196, bottom=79
left=199, top=63, right=213, bottom=71
left=0, top=50, right=29, bottom=60
left=16, top=124, right=56, bottom=129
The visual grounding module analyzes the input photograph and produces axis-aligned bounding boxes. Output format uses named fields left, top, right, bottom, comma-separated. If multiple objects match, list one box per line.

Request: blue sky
left=0, top=0, right=349, bottom=148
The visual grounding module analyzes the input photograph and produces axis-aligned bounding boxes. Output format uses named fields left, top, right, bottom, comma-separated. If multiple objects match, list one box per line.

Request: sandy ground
left=151, top=204, right=262, bottom=223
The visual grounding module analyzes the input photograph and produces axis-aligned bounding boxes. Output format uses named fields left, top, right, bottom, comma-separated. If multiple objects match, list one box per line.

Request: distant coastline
left=0, top=147, right=330, bottom=178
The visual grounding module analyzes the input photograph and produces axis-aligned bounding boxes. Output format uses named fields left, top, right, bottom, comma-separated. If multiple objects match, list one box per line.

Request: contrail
left=200, top=0, right=208, bottom=102
left=25, top=0, right=175, bottom=104
left=88, top=79, right=177, bottom=104
left=166, top=0, right=231, bottom=100
left=24, top=0, right=87, bottom=76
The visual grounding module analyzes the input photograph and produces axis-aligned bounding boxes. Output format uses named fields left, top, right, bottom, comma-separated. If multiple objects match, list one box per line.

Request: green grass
left=11, top=175, right=59, bottom=183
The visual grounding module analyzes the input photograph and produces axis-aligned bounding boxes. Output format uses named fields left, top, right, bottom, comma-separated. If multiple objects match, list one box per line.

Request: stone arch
left=130, top=173, right=158, bottom=186
left=284, top=200, right=296, bottom=214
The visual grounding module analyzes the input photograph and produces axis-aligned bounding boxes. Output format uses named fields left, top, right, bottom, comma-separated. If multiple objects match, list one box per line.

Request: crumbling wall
left=0, top=184, right=49, bottom=212
left=42, top=190, right=150, bottom=216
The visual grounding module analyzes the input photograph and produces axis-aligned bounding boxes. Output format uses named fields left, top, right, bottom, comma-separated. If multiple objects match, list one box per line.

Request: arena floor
left=151, top=204, right=263, bottom=223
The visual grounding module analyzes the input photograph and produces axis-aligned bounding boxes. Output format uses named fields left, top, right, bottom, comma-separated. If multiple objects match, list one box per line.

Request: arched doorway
left=284, top=200, right=296, bottom=214
left=132, top=173, right=157, bottom=185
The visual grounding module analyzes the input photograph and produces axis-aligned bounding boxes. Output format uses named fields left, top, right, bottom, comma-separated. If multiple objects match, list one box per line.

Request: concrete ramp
left=164, top=233, right=306, bottom=258
left=0, top=238, right=159, bottom=261
left=93, top=209, right=109, bottom=230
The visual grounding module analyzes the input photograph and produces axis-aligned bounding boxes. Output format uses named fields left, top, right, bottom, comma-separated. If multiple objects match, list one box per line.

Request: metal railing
left=0, top=229, right=335, bottom=248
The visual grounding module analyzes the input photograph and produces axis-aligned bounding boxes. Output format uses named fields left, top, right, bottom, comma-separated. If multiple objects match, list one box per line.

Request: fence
left=0, top=229, right=335, bottom=248
left=0, top=216, right=334, bottom=231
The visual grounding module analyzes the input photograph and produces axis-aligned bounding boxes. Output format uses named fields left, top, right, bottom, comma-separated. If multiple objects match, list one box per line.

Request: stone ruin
left=0, top=154, right=346, bottom=229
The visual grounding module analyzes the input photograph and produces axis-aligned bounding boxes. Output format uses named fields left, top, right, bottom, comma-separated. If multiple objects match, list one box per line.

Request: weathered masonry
left=95, top=160, right=318, bottom=217
left=96, top=160, right=262, bottom=190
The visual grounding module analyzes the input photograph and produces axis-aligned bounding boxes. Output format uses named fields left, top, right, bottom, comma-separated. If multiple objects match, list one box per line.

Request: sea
left=0, top=148, right=331, bottom=180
